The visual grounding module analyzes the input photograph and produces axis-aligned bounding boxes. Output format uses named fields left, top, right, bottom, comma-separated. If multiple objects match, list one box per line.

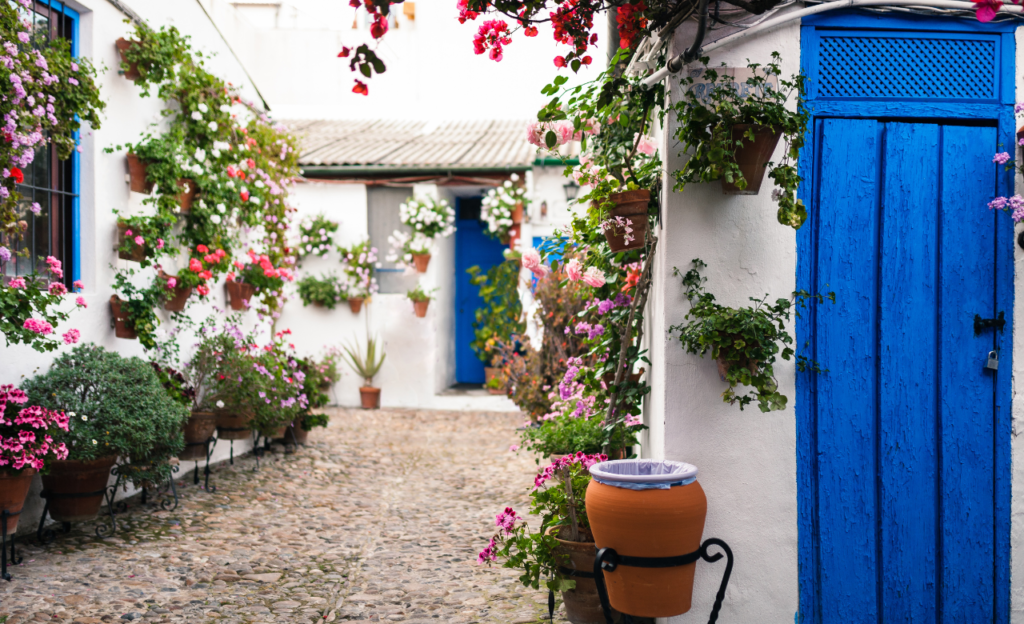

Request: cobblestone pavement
left=0, top=408, right=571, bottom=624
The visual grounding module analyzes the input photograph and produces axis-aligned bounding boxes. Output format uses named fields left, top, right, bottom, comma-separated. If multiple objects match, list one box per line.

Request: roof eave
left=300, top=165, right=535, bottom=177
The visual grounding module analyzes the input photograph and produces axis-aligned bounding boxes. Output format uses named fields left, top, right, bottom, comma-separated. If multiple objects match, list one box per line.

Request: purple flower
left=29, top=202, right=40, bottom=215
left=17, top=32, right=28, bottom=43
left=993, top=152, right=1011, bottom=165
left=0, top=246, right=10, bottom=263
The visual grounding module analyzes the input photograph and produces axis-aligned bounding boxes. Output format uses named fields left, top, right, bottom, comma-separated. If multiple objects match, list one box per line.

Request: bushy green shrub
left=21, top=343, right=188, bottom=487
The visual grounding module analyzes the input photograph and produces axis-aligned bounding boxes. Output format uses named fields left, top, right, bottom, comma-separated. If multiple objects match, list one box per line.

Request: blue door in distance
left=454, top=197, right=507, bottom=384
left=798, top=119, right=1012, bottom=622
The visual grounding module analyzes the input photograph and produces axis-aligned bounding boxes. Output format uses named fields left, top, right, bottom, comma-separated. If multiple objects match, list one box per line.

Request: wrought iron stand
left=36, top=481, right=120, bottom=544
left=136, top=464, right=181, bottom=512
left=217, top=428, right=249, bottom=465
left=1, top=509, right=21, bottom=581
left=182, top=436, right=218, bottom=493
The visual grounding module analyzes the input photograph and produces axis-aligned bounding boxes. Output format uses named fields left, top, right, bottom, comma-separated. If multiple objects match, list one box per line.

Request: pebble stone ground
left=0, top=407, right=575, bottom=624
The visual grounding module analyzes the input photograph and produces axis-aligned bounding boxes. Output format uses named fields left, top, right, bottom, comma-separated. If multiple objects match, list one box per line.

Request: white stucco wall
left=1011, top=25, right=1024, bottom=624
left=648, top=22, right=803, bottom=624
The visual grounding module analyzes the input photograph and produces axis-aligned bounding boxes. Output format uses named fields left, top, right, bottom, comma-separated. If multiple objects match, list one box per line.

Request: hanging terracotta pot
left=508, top=223, right=522, bottom=249
left=484, top=366, right=503, bottom=395
left=721, top=124, right=782, bottom=195
left=40, top=457, right=117, bottom=523
left=604, top=190, right=649, bottom=253
left=216, top=411, right=253, bottom=440
left=109, top=295, right=137, bottom=340
left=412, top=253, right=431, bottom=273
left=359, top=387, right=380, bottom=409
left=585, top=462, right=707, bottom=618
left=413, top=300, right=429, bottom=318
left=348, top=298, right=364, bottom=314
left=180, top=412, right=217, bottom=461
left=0, top=468, right=35, bottom=533
left=125, top=153, right=154, bottom=194
left=226, top=279, right=256, bottom=311
left=511, top=202, right=524, bottom=224
left=115, top=38, right=141, bottom=80
left=160, top=273, right=193, bottom=312
left=547, top=527, right=618, bottom=624
left=175, top=178, right=196, bottom=214
left=116, top=221, right=147, bottom=263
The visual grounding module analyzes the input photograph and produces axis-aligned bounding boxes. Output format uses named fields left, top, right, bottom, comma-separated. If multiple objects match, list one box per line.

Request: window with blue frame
left=3, top=1, right=79, bottom=286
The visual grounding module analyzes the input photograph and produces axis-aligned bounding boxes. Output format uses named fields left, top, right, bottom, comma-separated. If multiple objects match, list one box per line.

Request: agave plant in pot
left=0, top=385, right=69, bottom=533
left=342, top=334, right=386, bottom=409
left=480, top=452, right=612, bottom=624
left=21, top=344, right=189, bottom=523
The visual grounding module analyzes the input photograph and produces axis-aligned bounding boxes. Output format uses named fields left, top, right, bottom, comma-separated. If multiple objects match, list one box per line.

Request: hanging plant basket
left=359, top=387, right=380, bottom=409
left=115, top=38, right=141, bottom=81
left=175, top=178, right=196, bottom=214
left=159, top=272, right=192, bottom=312
left=226, top=279, right=255, bottom=311
left=412, top=253, right=431, bottom=273
left=603, top=190, right=649, bottom=253
left=716, top=355, right=759, bottom=382
left=348, top=298, right=364, bottom=314
left=180, top=412, right=217, bottom=461
left=0, top=468, right=36, bottom=533
left=109, top=295, right=137, bottom=340
left=413, top=300, right=429, bottom=318
left=125, top=153, right=154, bottom=194
left=720, top=124, right=782, bottom=195
left=40, top=457, right=117, bottom=522
left=116, top=221, right=147, bottom=263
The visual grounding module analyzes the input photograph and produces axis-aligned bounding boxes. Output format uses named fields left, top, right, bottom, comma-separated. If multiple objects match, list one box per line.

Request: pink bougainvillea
left=473, top=19, right=512, bottom=62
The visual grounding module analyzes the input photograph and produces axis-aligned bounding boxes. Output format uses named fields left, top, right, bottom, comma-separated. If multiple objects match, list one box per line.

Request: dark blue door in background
left=800, top=118, right=1010, bottom=623
left=454, top=198, right=507, bottom=384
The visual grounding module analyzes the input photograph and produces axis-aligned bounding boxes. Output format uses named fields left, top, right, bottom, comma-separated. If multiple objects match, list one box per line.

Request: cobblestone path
left=0, top=408, right=570, bottom=624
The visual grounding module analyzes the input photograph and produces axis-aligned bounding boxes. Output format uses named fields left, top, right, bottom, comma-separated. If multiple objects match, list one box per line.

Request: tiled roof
left=282, top=119, right=576, bottom=170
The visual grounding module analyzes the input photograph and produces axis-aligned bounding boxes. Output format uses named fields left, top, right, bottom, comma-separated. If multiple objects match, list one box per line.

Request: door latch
left=974, top=311, right=1005, bottom=336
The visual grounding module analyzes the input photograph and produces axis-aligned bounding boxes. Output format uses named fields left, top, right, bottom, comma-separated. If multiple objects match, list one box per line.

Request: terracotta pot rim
left=546, top=525, right=596, bottom=548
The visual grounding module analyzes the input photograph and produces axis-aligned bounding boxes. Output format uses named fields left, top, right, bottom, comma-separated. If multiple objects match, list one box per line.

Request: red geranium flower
left=10, top=167, right=23, bottom=184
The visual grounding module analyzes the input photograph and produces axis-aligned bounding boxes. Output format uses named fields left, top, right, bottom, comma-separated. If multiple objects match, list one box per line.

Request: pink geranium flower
left=61, top=329, right=80, bottom=345
left=75, top=296, right=87, bottom=308
left=581, top=267, right=606, bottom=288
left=565, top=258, right=583, bottom=282
left=22, top=318, right=53, bottom=335
left=521, top=247, right=550, bottom=278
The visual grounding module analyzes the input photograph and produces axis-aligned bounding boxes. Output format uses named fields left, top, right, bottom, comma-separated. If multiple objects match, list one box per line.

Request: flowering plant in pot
left=0, top=385, right=69, bottom=532
left=297, top=273, right=342, bottom=310
left=284, top=357, right=332, bottom=444
left=114, top=214, right=173, bottom=267
left=406, top=284, right=436, bottom=318
left=480, top=452, right=612, bottom=624
left=21, top=344, right=188, bottom=518
left=669, top=259, right=832, bottom=412
left=385, top=230, right=434, bottom=272
left=341, top=334, right=386, bottom=409
left=0, top=252, right=84, bottom=352
left=296, top=213, right=339, bottom=262
left=111, top=269, right=164, bottom=349
left=226, top=250, right=293, bottom=311
left=338, top=238, right=379, bottom=312
left=672, top=53, right=809, bottom=229
left=182, top=316, right=251, bottom=440
left=481, top=175, right=529, bottom=242
left=386, top=197, right=455, bottom=271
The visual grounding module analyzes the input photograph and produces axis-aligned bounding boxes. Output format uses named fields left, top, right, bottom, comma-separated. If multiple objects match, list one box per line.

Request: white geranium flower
left=254, top=180, right=265, bottom=188
left=213, top=140, right=230, bottom=152
left=211, top=149, right=221, bottom=159
left=208, top=121, right=218, bottom=131
left=216, top=203, right=226, bottom=213
left=510, top=173, right=519, bottom=182
left=504, top=181, right=513, bottom=188
left=194, top=147, right=206, bottom=162
left=219, top=105, right=230, bottom=113
left=216, top=400, right=225, bottom=408
left=210, top=214, right=222, bottom=225
left=250, top=196, right=261, bottom=204
left=198, top=103, right=209, bottom=113
left=191, top=111, right=202, bottom=121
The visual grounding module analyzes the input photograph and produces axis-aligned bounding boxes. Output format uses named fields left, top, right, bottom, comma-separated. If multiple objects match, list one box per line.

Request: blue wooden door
left=800, top=119, right=1011, bottom=622
left=454, top=199, right=508, bottom=384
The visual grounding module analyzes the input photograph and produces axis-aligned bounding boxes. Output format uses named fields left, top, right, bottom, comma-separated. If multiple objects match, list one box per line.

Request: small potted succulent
left=406, top=284, right=435, bottom=318
left=0, top=385, right=69, bottom=533
left=341, top=335, right=386, bottom=409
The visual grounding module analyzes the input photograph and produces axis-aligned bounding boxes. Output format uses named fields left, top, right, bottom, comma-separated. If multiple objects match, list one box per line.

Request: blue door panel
left=454, top=217, right=507, bottom=384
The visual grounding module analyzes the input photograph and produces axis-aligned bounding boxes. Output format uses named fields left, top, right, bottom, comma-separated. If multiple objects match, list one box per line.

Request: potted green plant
left=669, top=259, right=832, bottom=412
left=468, top=260, right=525, bottom=383
left=341, top=335, right=386, bottom=409
left=218, top=333, right=307, bottom=439
left=114, top=214, right=173, bottom=267
left=672, top=53, right=809, bottom=229
left=480, top=452, right=613, bottom=624
left=0, top=385, right=70, bottom=532
left=406, top=284, right=435, bottom=318
left=21, top=344, right=189, bottom=521
left=337, top=239, right=378, bottom=313
left=386, top=197, right=456, bottom=271
left=297, top=274, right=342, bottom=309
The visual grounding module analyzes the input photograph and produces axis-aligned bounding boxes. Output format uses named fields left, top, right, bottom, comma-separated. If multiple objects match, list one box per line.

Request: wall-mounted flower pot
left=115, top=38, right=141, bottom=81
left=160, top=273, right=193, bottom=312
left=604, top=190, right=649, bottom=253
left=412, top=253, right=431, bottom=273
left=109, top=295, right=137, bottom=340
left=40, top=457, right=117, bottom=522
left=348, top=298, right=364, bottom=314
left=116, top=222, right=146, bottom=263
left=721, top=124, right=782, bottom=195
left=413, top=299, right=429, bottom=318
left=180, top=412, right=217, bottom=461
left=547, top=527, right=618, bottom=624
left=359, top=386, right=380, bottom=409
left=226, top=279, right=255, bottom=311
left=125, top=153, right=154, bottom=194
left=715, top=355, right=758, bottom=382
left=216, top=411, right=252, bottom=440
left=0, top=468, right=36, bottom=533
left=511, top=202, right=524, bottom=224
left=484, top=366, right=503, bottom=395
left=585, top=460, right=707, bottom=618
left=176, top=178, right=196, bottom=214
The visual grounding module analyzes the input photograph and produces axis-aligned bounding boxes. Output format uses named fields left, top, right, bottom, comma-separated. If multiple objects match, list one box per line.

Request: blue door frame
left=796, top=11, right=1014, bottom=623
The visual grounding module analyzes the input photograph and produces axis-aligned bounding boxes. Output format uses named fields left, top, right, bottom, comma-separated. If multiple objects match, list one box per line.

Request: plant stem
left=562, top=468, right=581, bottom=542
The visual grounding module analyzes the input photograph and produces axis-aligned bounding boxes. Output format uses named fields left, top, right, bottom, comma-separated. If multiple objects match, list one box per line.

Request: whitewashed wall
left=646, top=22, right=802, bottom=624
left=1011, top=25, right=1024, bottom=624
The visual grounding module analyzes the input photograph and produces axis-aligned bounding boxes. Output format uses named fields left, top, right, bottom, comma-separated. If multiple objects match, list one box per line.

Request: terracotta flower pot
left=260, top=425, right=288, bottom=440
left=604, top=190, right=649, bottom=253
left=180, top=412, right=217, bottom=461
left=508, top=223, right=522, bottom=249
left=721, top=124, right=782, bottom=195
left=412, top=253, right=431, bottom=273
left=348, top=298, right=364, bottom=314
left=511, top=202, right=524, bottom=224
left=226, top=279, right=256, bottom=311
left=280, top=422, right=309, bottom=445
left=125, top=153, right=154, bottom=194
left=216, top=411, right=253, bottom=440
left=585, top=478, right=708, bottom=618
left=116, top=221, right=147, bottom=263
left=413, top=299, right=429, bottom=318
left=40, top=457, right=117, bottom=523
left=162, top=276, right=193, bottom=312
left=484, top=366, right=504, bottom=395
left=109, top=295, right=137, bottom=340
left=602, top=367, right=645, bottom=386
left=115, top=37, right=141, bottom=80
left=359, top=386, right=380, bottom=409
left=0, top=468, right=36, bottom=533
left=548, top=527, right=618, bottom=624
left=175, top=178, right=196, bottom=214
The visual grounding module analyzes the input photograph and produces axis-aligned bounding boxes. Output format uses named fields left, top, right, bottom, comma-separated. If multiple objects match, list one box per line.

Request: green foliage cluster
left=405, top=284, right=435, bottom=303
left=0, top=276, right=77, bottom=352
left=669, top=259, right=832, bottom=412
left=297, top=274, right=342, bottom=309
left=467, top=260, right=524, bottom=364
left=112, top=269, right=164, bottom=350
left=21, top=343, right=188, bottom=487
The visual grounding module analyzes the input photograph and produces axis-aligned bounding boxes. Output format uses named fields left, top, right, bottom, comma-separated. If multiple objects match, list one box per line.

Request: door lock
left=974, top=312, right=1005, bottom=336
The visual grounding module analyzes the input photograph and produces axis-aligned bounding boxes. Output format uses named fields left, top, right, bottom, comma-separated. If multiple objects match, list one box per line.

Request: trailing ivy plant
left=467, top=260, right=524, bottom=365
left=672, top=53, right=810, bottom=229
left=112, top=269, right=164, bottom=350
left=297, top=274, right=341, bottom=309
left=668, top=259, right=833, bottom=412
